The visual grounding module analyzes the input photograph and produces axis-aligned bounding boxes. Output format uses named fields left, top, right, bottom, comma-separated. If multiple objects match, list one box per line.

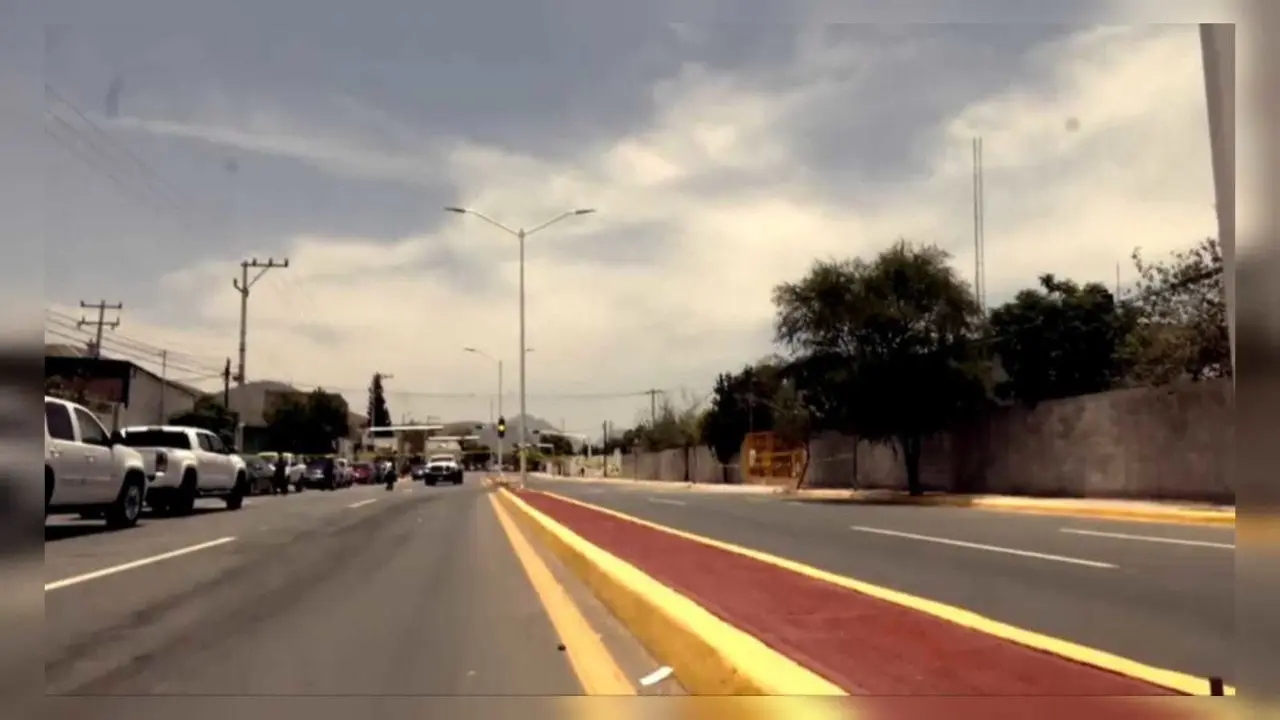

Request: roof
left=45, top=343, right=204, bottom=400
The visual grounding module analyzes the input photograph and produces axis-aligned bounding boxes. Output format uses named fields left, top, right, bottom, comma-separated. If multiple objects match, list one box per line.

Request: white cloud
left=67, top=25, right=1217, bottom=432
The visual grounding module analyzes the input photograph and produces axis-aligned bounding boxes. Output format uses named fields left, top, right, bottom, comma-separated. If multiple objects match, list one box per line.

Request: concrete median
left=497, top=485, right=1235, bottom=710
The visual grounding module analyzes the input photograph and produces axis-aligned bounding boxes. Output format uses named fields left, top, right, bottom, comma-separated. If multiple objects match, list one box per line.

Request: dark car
left=422, top=454, right=463, bottom=486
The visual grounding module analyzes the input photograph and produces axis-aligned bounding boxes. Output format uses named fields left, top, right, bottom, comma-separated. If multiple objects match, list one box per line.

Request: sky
left=26, top=1, right=1228, bottom=437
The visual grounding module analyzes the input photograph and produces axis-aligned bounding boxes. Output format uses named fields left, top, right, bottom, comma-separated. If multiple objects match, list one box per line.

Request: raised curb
left=525, top=489, right=1235, bottom=698
left=494, top=488, right=848, bottom=704
left=777, top=490, right=1235, bottom=526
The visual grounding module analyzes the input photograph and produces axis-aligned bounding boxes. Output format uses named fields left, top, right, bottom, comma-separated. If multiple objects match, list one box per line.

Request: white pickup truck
left=118, top=425, right=249, bottom=515
left=44, top=396, right=157, bottom=528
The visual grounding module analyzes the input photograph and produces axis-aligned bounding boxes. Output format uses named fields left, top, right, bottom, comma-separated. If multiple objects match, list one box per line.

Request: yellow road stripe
left=533, top=489, right=1235, bottom=697
left=487, top=493, right=635, bottom=696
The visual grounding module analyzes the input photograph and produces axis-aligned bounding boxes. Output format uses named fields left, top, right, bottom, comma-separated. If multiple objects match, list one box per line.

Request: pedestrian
left=322, top=455, right=336, bottom=490
left=273, top=455, right=288, bottom=495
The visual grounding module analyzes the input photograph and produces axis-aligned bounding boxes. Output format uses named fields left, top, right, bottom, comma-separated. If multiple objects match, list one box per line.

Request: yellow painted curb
left=495, top=489, right=854, bottom=718
left=783, top=492, right=1235, bottom=526
left=970, top=499, right=1236, bottom=526
left=534, top=489, right=1235, bottom=698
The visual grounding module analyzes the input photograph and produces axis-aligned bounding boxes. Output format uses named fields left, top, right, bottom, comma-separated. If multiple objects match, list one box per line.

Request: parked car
left=301, top=457, right=349, bottom=490
left=118, top=425, right=249, bottom=515
left=422, top=454, right=463, bottom=486
left=239, top=454, right=276, bottom=494
left=334, top=457, right=354, bottom=487
left=351, top=461, right=375, bottom=484
left=260, top=451, right=306, bottom=491
left=44, top=396, right=155, bottom=529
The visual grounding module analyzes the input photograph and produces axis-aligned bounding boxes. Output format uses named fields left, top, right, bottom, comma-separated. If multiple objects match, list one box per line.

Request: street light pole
left=446, top=206, right=596, bottom=488
left=463, top=347, right=504, bottom=472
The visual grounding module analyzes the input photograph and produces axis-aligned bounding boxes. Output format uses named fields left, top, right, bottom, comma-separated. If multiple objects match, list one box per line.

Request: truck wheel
left=105, top=473, right=145, bottom=529
left=225, top=473, right=247, bottom=510
left=173, top=471, right=198, bottom=515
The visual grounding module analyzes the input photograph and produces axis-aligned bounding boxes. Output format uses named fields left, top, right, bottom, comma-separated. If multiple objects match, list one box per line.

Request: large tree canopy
left=772, top=240, right=988, bottom=494
left=265, top=389, right=350, bottom=455
left=1123, top=237, right=1230, bottom=384
left=989, top=274, right=1133, bottom=405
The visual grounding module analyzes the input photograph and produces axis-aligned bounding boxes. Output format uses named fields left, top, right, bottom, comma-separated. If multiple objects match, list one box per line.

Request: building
left=45, top=343, right=204, bottom=430
left=225, top=380, right=365, bottom=454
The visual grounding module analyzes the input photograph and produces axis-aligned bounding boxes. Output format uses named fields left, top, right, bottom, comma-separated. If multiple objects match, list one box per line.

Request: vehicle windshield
left=355, top=462, right=373, bottom=470
left=306, top=459, right=326, bottom=470
left=120, top=430, right=191, bottom=449
left=429, top=455, right=455, bottom=464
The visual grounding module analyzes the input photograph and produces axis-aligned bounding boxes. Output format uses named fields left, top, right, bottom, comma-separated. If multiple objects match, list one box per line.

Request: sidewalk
left=511, top=488, right=1190, bottom=700
left=777, top=488, right=1235, bottom=525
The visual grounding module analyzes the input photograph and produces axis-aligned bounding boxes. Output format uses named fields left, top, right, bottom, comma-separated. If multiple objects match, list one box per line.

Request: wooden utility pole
left=644, top=388, right=661, bottom=426
left=232, top=257, right=288, bottom=448
left=158, top=350, right=168, bottom=422
left=77, top=300, right=121, bottom=357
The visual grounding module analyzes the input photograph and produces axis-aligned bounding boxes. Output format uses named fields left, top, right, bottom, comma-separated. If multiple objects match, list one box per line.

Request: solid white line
left=1061, top=528, right=1234, bottom=549
left=348, top=498, right=379, bottom=509
left=45, top=536, right=237, bottom=591
left=647, top=497, right=686, bottom=506
left=850, top=526, right=1117, bottom=568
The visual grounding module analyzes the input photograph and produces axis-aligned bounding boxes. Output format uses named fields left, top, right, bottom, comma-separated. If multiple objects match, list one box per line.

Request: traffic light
left=496, top=416, right=506, bottom=438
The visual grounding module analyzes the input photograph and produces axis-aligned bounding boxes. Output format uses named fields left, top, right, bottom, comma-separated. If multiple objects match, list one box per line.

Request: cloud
left=68, top=24, right=1217, bottom=432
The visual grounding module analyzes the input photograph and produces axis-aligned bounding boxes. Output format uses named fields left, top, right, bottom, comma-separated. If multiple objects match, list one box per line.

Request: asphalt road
left=525, top=476, right=1241, bottom=684
left=44, top=474, right=676, bottom=720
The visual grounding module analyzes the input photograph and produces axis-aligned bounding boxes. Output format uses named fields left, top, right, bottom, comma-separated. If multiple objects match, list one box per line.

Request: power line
left=44, top=311, right=224, bottom=370
left=44, top=82, right=211, bottom=223
left=43, top=328, right=217, bottom=378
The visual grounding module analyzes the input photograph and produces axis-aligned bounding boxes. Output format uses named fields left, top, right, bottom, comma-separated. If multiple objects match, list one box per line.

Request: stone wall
left=616, top=379, right=1234, bottom=503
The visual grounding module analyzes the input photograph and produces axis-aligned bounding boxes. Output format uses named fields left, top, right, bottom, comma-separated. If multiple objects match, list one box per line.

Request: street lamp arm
left=444, top=207, right=519, bottom=237
left=463, top=346, right=497, bottom=364
left=526, top=208, right=596, bottom=237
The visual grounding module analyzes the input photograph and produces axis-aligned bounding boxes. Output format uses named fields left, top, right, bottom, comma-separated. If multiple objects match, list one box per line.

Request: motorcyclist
left=384, top=454, right=397, bottom=489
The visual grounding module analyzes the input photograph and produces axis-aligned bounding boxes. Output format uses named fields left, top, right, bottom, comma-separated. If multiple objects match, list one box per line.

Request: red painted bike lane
left=512, top=490, right=1217, bottom=719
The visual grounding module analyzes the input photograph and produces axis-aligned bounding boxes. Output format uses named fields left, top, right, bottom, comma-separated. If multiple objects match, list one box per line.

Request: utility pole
left=222, top=358, right=232, bottom=407
left=77, top=300, right=121, bottom=358
left=972, top=137, right=986, bottom=315
left=158, top=350, right=168, bottom=423
left=232, top=257, right=288, bottom=449
left=644, top=389, right=661, bottom=426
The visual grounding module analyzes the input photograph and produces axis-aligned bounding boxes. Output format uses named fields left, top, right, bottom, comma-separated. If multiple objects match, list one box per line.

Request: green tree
left=367, top=373, right=393, bottom=437
left=265, top=389, right=350, bottom=454
left=1123, top=237, right=1231, bottom=384
left=773, top=241, right=988, bottom=495
left=169, top=395, right=240, bottom=445
left=988, top=274, right=1133, bottom=405
left=543, top=432, right=575, bottom=457
left=700, top=361, right=800, bottom=482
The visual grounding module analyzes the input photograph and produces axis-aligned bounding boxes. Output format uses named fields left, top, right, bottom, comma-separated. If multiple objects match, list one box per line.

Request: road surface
left=525, top=476, right=1240, bottom=684
left=45, top=475, right=676, bottom=720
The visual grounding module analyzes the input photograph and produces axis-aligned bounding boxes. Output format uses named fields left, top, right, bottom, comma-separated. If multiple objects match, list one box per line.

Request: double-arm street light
left=446, top=206, right=596, bottom=487
left=462, top=346, right=536, bottom=474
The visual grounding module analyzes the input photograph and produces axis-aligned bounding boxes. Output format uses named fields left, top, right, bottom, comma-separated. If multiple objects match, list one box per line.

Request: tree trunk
left=793, top=437, right=812, bottom=492
left=901, top=435, right=923, bottom=496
